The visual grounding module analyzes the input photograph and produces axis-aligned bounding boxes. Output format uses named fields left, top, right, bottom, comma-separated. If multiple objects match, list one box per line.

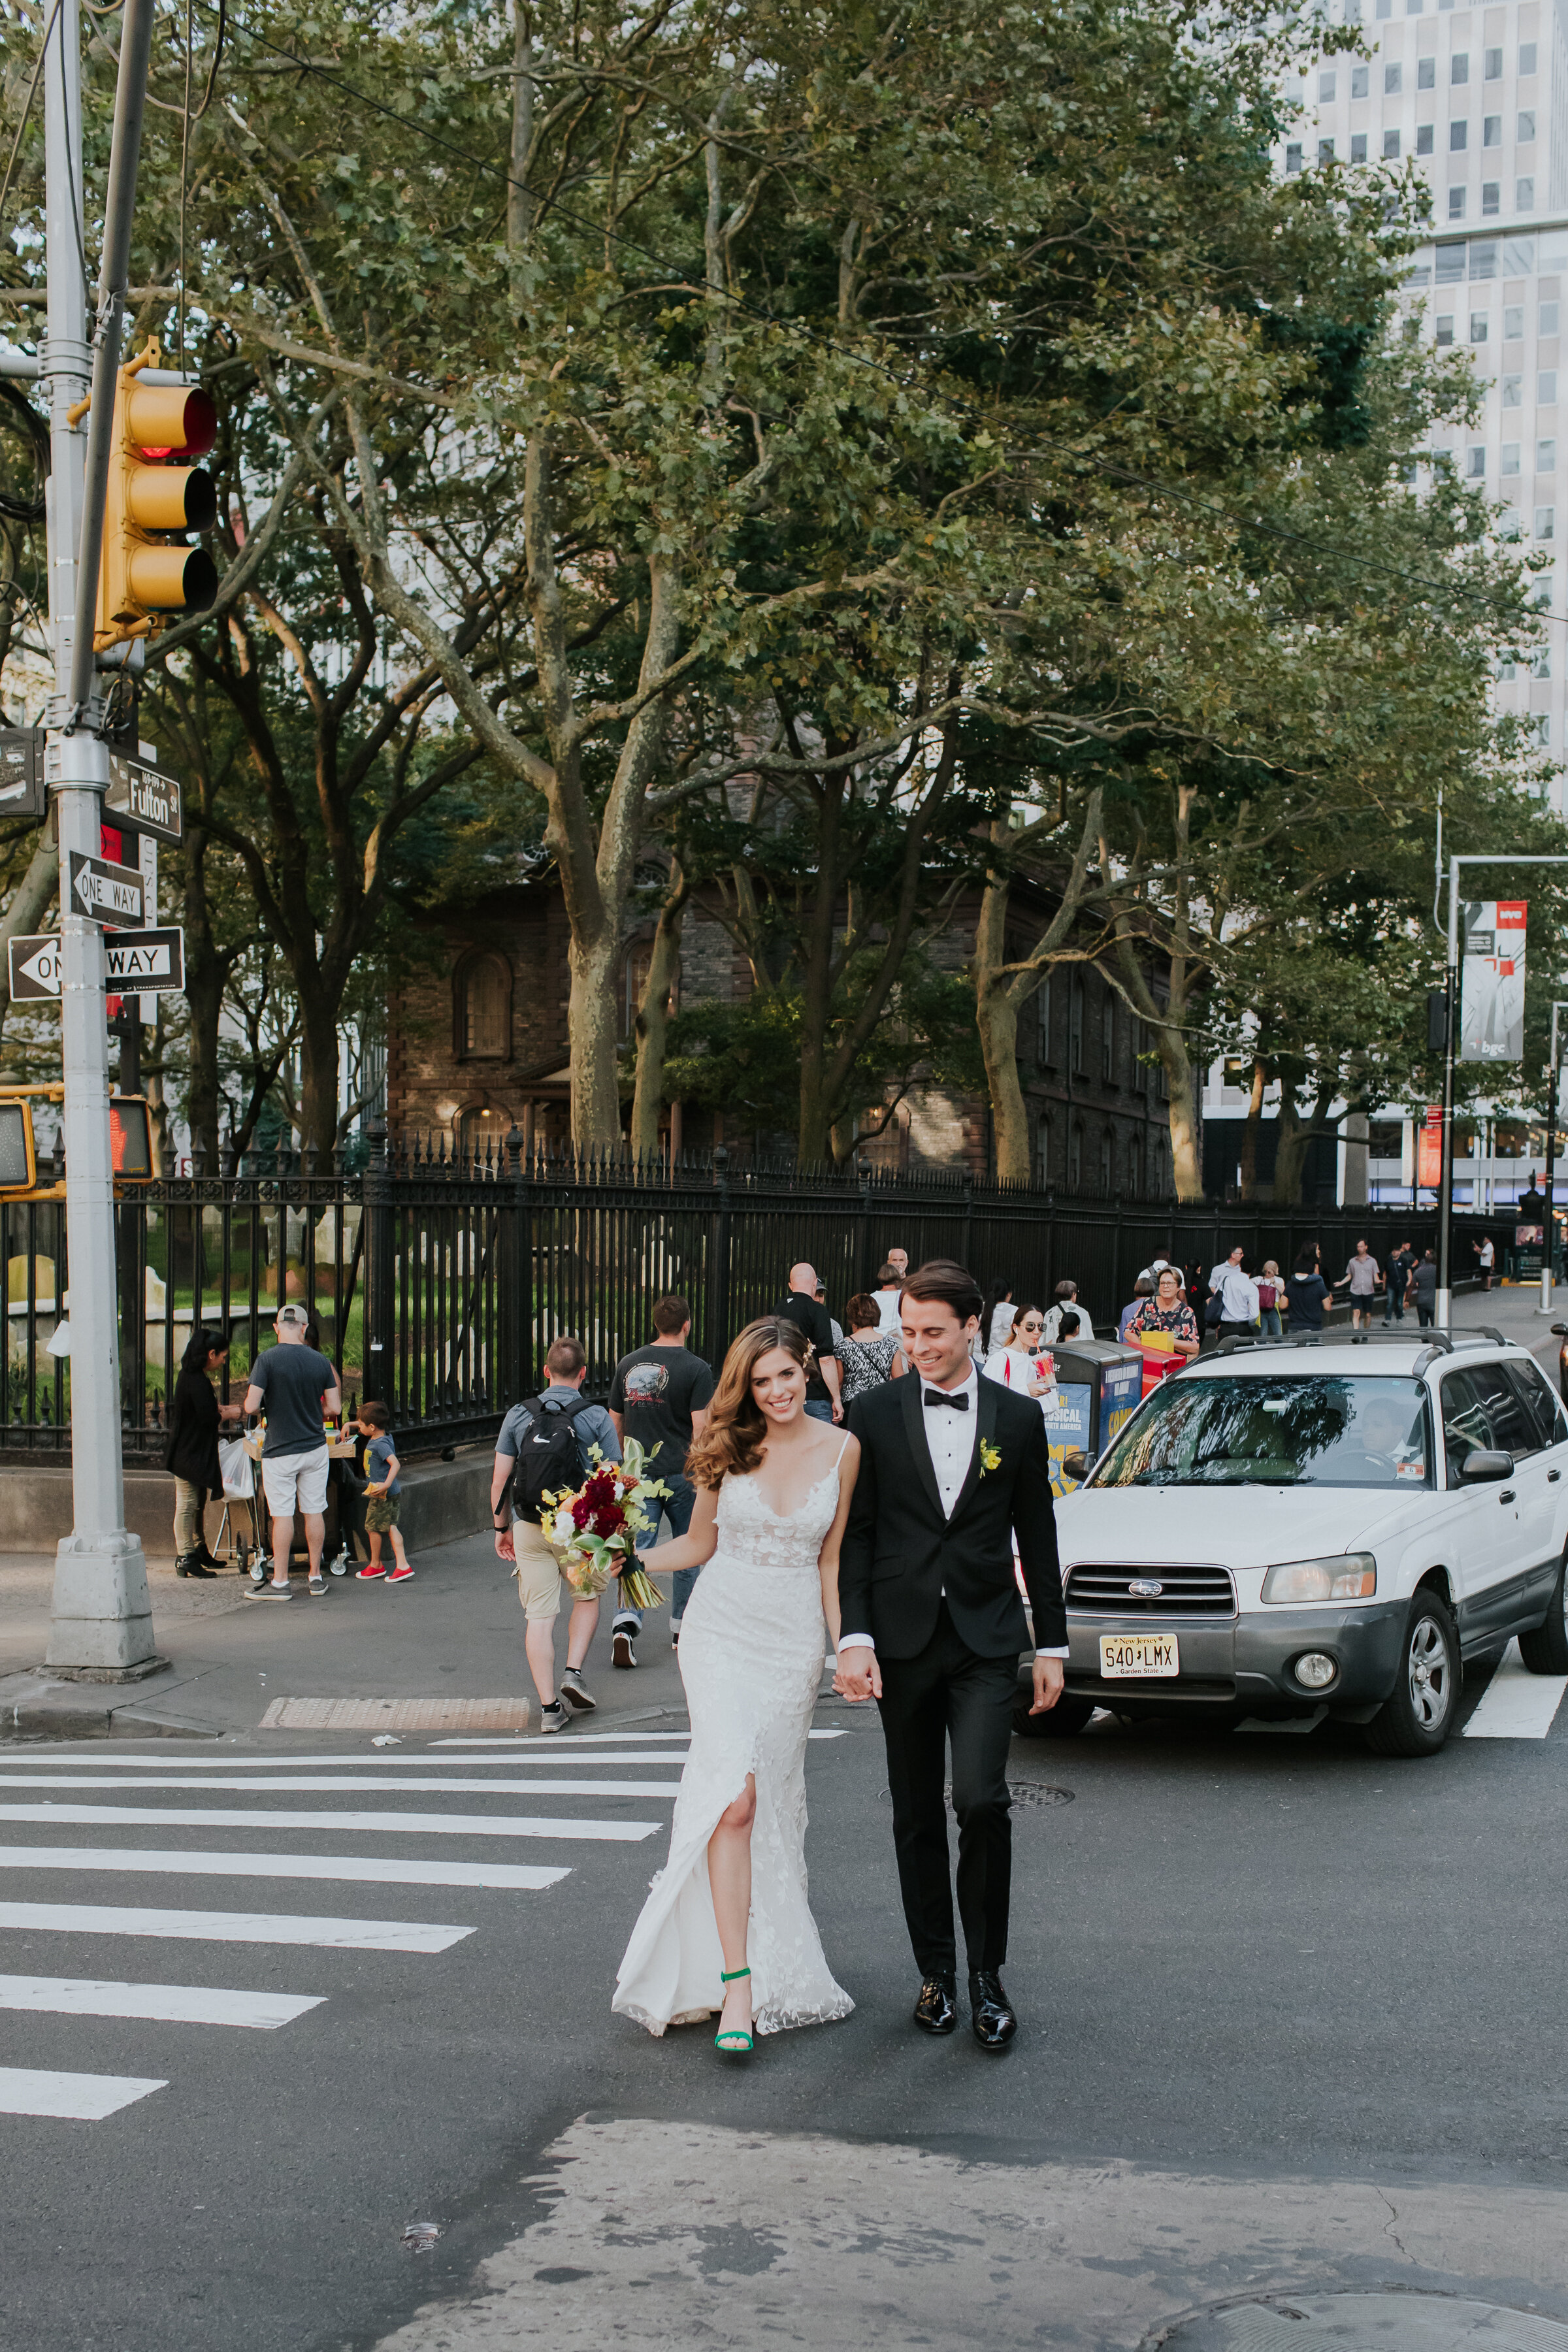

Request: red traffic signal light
left=95, top=342, right=219, bottom=649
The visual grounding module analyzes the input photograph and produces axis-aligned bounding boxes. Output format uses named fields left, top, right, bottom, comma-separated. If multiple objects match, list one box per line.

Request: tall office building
left=1281, top=1, right=1568, bottom=809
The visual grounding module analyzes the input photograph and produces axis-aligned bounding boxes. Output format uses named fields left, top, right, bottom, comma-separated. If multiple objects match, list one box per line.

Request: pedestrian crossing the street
left=0, top=1726, right=851, bottom=2126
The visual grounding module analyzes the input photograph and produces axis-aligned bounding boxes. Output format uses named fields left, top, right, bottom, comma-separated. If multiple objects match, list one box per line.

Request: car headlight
left=1261, top=1554, right=1377, bottom=1604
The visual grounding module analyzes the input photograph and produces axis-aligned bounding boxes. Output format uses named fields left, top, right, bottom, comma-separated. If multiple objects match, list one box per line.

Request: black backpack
left=511, top=1392, right=592, bottom=1515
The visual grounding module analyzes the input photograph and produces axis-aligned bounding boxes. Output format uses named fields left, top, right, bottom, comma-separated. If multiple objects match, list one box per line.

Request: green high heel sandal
left=714, top=1967, right=753, bottom=2054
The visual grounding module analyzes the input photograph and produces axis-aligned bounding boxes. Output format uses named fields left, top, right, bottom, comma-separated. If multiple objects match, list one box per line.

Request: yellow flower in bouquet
left=540, top=1437, right=671, bottom=1609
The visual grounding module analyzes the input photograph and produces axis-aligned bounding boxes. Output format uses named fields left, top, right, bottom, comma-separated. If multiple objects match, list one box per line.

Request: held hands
left=833, top=1643, right=882, bottom=1703
left=1028, top=1655, right=1065, bottom=1715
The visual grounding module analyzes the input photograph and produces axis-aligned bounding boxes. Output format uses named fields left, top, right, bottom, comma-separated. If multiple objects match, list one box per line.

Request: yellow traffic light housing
left=95, top=339, right=218, bottom=651
left=0, top=1088, right=155, bottom=1198
left=0, top=1095, right=38, bottom=1196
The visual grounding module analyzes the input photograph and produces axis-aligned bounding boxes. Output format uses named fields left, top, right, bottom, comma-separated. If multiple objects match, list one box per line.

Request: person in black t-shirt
left=609, top=1295, right=715, bottom=1651
left=772, top=1262, right=842, bottom=1424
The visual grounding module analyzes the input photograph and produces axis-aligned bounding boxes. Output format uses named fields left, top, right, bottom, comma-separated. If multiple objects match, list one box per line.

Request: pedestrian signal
left=95, top=338, right=218, bottom=651
left=0, top=1098, right=36, bottom=1194
left=0, top=1088, right=154, bottom=1198
left=109, top=1097, right=152, bottom=1179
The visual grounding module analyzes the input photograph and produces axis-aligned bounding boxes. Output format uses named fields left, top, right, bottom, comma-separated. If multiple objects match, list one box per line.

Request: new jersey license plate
left=1099, top=1633, right=1179, bottom=1678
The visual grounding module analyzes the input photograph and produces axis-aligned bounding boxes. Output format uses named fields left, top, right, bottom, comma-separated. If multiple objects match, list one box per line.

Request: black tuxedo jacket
left=839, top=1373, right=1066, bottom=1661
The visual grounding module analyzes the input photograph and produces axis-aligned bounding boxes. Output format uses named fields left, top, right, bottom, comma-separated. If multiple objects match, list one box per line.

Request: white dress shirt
left=838, top=1365, right=1068, bottom=1659
left=1208, top=1262, right=1258, bottom=1322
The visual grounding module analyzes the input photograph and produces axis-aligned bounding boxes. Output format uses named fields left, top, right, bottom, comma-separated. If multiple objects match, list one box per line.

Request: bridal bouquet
left=540, top=1436, right=669, bottom=1610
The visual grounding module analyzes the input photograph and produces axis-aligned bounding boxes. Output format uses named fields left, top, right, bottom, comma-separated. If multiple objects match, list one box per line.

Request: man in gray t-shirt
left=243, top=1305, right=340, bottom=1597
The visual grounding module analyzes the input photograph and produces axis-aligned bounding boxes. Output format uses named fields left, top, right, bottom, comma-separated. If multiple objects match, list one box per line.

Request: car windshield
left=1088, top=1375, right=1432, bottom=1489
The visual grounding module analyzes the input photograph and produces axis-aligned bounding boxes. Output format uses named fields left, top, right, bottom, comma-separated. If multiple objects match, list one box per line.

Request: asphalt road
left=3, top=1633, right=1568, bottom=2352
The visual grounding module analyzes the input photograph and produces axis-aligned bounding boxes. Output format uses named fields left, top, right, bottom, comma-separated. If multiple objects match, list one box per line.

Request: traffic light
left=0, top=1096, right=38, bottom=1195
left=0, top=1088, right=155, bottom=1198
left=95, top=339, right=219, bottom=651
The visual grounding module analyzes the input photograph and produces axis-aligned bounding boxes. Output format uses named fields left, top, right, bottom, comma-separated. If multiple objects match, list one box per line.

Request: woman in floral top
left=837, top=1293, right=908, bottom=1402
left=1126, top=1266, right=1200, bottom=1359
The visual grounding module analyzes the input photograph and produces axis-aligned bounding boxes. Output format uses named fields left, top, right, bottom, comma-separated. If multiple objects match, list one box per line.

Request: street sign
left=0, top=729, right=44, bottom=819
left=8, top=926, right=185, bottom=1000
left=105, top=750, right=182, bottom=843
left=68, top=849, right=143, bottom=926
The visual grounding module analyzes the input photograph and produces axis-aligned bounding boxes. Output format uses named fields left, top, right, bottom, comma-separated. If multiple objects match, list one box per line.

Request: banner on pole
left=1459, top=900, right=1527, bottom=1062
left=1416, top=1105, right=1443, bottom=1190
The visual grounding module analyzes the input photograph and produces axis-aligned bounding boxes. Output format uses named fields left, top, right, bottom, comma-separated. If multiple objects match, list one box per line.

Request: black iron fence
left=0, top=1128, right=1502, bottom=1466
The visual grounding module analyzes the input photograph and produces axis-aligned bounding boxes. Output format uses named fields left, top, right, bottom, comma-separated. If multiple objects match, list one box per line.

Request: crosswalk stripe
left=0, top=1803, right=666, bottom=1835
left=27, top=1752, right=686, bottom=1771
left=0, top=1846, right=573, bottom=1889
left=1463, top=1639, right=1568, bottom=1738
left=0, top=2066, right=166, bottom=2119
left=433, top=1732, right=693, bottom=1746
left=0, top=1902, right=474, bottom=1952
left=0, top=1774, right=686, bottom=1793
left=0, top=1975, right=324, bottom=2029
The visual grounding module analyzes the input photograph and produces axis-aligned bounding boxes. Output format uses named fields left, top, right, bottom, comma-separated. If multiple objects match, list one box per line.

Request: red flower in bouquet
left=570, top=1496, right=593, bottom=1530
left=591, top=1505, right=623, bottom=1538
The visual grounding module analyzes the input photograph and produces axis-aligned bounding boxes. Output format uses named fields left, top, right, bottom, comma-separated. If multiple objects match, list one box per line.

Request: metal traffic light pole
left=41, top=0, right=161, bottom=1677
left=1540, top=998, right=1568, bottom=1316
left=1437, top=852, right=1568, bottom=1331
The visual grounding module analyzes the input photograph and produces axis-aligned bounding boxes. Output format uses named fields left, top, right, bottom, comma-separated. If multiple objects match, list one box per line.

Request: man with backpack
left=492, top=1336, right=622, bottom=1734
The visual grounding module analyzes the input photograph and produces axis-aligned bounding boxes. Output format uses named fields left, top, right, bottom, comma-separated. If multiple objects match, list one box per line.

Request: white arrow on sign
left=14, top=939, right=61, bottom=996
left=69, top=851, right=144, bottom=926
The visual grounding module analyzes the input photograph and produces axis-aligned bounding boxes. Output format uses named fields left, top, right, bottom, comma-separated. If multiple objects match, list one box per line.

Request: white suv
left=1036, top=1329, right=1568, bottom=1756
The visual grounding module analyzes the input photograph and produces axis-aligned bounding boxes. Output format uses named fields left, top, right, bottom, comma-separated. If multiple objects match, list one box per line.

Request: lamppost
left=1539, top=998, right=1568, bottom=1315
left=1437, top=854, right=1568, bottom=1326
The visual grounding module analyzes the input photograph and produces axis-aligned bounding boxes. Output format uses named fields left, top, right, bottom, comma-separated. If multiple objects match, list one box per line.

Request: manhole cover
left=1156, top=2294, right=1568, bottom=2352
left=876, top=1783, right=1073, bottom=1807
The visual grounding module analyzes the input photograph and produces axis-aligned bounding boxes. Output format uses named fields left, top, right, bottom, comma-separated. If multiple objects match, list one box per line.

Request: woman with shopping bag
left=164, top=1328, right=244, bottom=1576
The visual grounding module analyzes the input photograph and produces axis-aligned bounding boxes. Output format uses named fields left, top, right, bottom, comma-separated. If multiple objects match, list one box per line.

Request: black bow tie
left=924, top=1388, right=970, bottom=1411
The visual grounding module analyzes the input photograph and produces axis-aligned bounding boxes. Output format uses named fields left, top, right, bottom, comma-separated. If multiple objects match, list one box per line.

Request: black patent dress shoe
left=913, top=1973, right=958, bottom=2034
left=968, top=1970, right=1018, bottom=2050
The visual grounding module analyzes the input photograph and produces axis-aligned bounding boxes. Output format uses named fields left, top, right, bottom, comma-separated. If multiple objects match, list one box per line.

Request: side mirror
left=1060, top=1448, right=1090, bottom=1483
left=1459, top=1448, right=1514, bottom=1482
left=1552, top=1324, right=1567, bottom=1337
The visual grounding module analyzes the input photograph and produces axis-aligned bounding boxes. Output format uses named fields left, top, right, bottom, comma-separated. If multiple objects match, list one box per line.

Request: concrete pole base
left=44, top=1531, right=161, bottom=1678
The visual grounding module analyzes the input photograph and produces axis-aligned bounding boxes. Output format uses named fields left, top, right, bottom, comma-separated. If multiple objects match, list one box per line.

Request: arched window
left=1068, top=1119, right=1083, bottom=1188
left=1128, top=1131, right=1144, bottom=1196
left=459, top=1104, right=511, bottom=1163
left=1070, top=975, right=1085, bottom=1073
left=455, top=952, right=512, bottom=1060
left=1099, top=1128, right=1113, bottom=1195
left=1036, top=1113, right=1053, bottom=1187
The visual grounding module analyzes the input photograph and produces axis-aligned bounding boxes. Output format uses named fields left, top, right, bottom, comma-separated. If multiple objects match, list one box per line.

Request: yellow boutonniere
left=978, top=1440, right=1002, bottom=1477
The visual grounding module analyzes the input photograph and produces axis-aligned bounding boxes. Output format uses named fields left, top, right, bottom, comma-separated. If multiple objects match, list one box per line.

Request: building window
left=1128, top=1132, right=1144, bottom=1196
left=1448, top=189, right=1465, bottom=220
left=1451, top=53, right=1468, bottom=84
left=1384, top=63, right=1402, bottom=93
left=1418, top=57, right=1435, bottom=89
left=1102, top=998, right=1117, bottom=1086
left=1036, top=1115, right=1053, bottom=1188
left=1286, top=143, right=1303, bottom=174
left=1503, top=374, right=1523, bottom=406
left=1519, top=111, right=1536, bottom=143
left=1540, top=438, right=1556, bottom=471
left=1382, top=129, right=1399, bottom=159
left=1484, top=115, right=1501, bottom=147
left=1068, top=1120, right=1083, bottom=1188
left=1503, top=443, right=1521, bottom=475
left=1099, top=1130, right=1113, bottom=1196
left=1036, top=974, right=1053, bottom=1065
left=1469, top=446, right=1486, bottom=476
left=1470, top=312, right=1488, bottom=342
left=1537, top=507, right=1556, bottom=540
left=1485, top=45, right=1502, bottom=77
left=1436, top=316, right=1454, bottom=345
left=1070, top=975, right=1085, bottom=1075
left=1352, top=133, right=1367, bottom=163
left=459, top=1105, right=510, bottom=1162
left=1449, top=120, right=1467, bottom=150
left=1542, top=371, right=1558, bottom=405
left=1543, top=302, right=1560, bottom=335
left=1318, top=138, right=1335, bottom=164
left=1352, top=65, right=1369, bottom=97
left=1319, top=70, right=1336, bottom=100
left=453, top=951, right=512, bottom=1061
left=1416, top=123, right=1434, bottom=154
left=1506, top=305, right=1524, bottom=339
left=1533, top=715, right=1550, bottom=748
left=1483, top=184, right=1500, bottom=216
left=1532, top=647, right=1552, bottom=677
left=1518, top=178, right=1536, bottom=213
left=1521, top=43, right=1537, bottom=76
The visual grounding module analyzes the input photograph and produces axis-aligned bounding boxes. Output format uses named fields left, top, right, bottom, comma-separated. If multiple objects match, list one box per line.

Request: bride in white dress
left=613, top=1316, right=859, bottom=2053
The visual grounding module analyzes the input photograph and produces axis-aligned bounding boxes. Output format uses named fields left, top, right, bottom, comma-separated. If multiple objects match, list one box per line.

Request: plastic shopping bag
left=218, top=1436, right=255, bottom=1500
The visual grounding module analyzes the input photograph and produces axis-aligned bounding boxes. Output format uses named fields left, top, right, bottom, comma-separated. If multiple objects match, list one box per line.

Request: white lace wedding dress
left=612, top=1443, right=855, bottom=2038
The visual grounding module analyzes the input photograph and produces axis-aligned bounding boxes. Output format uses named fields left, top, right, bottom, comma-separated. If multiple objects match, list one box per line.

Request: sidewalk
left=0, top=1528, right=691, bottom=1740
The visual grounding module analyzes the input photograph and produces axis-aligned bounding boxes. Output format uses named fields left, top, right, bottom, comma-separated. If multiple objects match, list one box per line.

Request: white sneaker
left=539, top=1701, right=571, bottom=1734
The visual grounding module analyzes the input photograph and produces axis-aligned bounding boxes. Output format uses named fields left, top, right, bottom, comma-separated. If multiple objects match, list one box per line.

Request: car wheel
left=1365, top=1590, right=1460, bottom=1757
left=1012, top=1688, right=1095, bottom=1739
left=1519, top=1551, right=1568, bottom=1675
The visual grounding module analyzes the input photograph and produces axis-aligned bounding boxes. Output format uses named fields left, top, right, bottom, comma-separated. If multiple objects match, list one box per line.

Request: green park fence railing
left=0, top=1122, right=1503, bottom=1467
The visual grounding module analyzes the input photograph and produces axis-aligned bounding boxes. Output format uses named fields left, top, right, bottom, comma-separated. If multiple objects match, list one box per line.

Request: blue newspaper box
left=1040, top=1337, right=1143, bottom=1497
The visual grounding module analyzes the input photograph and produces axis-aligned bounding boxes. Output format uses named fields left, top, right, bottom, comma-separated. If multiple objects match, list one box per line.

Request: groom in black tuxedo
left=837, top=1259, right=1066, bottom=2048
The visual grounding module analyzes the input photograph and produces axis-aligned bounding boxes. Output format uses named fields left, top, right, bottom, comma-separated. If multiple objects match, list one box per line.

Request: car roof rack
left=1209, top=1326, right=1512, bottom=1369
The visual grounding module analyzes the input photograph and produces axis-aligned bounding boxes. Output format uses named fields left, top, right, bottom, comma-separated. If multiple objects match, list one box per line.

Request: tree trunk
left=0, top=830, right=59, bottom=1051
left=144, top=999, right=169, bottom=1173
left=1158, top=1024, right=1203, bottom=1202
left=297, top=993, right=341, bottom=1160
left=1238, top=1058, right=1266, bottom=1201
left=630, top=864, right=687, bottom=1156
left=796, top=772, right=844, bottom=1165
left=568, top=919, right=623, bottom=1149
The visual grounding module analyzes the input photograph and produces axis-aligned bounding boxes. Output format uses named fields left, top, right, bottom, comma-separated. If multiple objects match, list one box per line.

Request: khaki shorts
left=512, top=1521, right=568, bottom=1623
left=261, top=1445, right=329, bottom=1518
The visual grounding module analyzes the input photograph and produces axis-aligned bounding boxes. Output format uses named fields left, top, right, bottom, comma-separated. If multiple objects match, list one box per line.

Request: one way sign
left=8, top=928, right=185, bottom=1002
left=69, top=851, right=144, bottom=926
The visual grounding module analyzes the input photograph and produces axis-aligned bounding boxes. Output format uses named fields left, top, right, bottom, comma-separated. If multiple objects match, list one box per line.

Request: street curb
left=0, top=1668, right=218, bottom=1741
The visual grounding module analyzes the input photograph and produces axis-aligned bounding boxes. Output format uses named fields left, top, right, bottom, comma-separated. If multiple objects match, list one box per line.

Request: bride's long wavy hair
left=685, top=1316, right=812, bottom=1490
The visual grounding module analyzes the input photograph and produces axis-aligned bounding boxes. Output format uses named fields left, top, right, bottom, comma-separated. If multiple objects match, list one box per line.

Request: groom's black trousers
left=876, top=1601, right=1016, bottom=1977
